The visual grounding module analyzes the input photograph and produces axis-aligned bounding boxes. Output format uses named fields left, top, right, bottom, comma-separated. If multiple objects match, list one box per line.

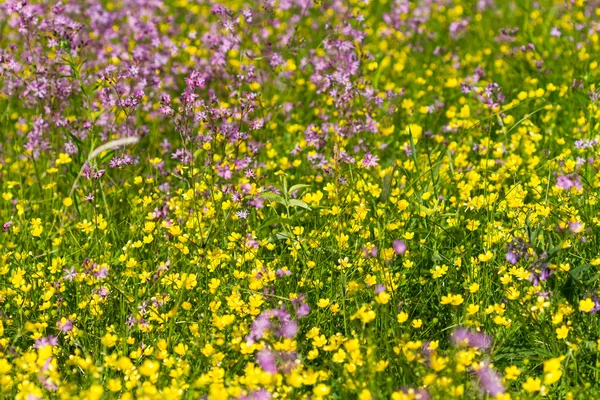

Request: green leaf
left=97, top=150, right=115, bottom=165
left=66, top=131, right=84, bottom=148
left=260, top=192, right=286, bottom=206
left=380, top=168, right=395, bottom=202
left=289, top=199, right=310, bottom=209
left=275, top=232, right=290, bottom=240
left=561, top=274, right=579, bottom=307
left=586, top=274, right=600, bottom=285
left=570, top=264, right=591, bottom=281
left=547, top=241, right=563, bottom=256
left=288, top=184, right=311, bottom=195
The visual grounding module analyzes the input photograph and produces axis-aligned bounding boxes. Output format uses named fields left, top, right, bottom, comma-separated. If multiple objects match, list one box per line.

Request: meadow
left=1, top=0, right=600, bottom=398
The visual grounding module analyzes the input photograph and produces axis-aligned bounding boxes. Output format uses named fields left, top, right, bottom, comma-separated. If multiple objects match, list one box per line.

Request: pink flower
left=57, top=319, right=73, bottom=333
left=556, top=173, right=583, bottom=191
left=256, top=348, right=277, bottom=373
left=393, top=240, right=407, bottom=255
left=450, top=327, right=492, bottom=350
left=475, top=361, right=505, bottom=396
left=361, top=152, right=379, bottom=168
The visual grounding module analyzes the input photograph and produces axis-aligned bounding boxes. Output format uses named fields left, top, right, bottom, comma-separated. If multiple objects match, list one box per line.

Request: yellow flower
left=430, top=265, right=448, bottom=279
left=430, top=354, right=448, bottom=371
left=397, top=312, right=409, bottom=323
left=31, top=225, right=43, bottom=237
left=107, top=378, right=122, bottom=392
left=351, top=306, right=376, bottom=324
left=445, top=78, right=459, bottom=88
left=139, top=359, right=160, bottom=377
left=555, top=325, right=569, bottom=340
left=544, top=369, right=562, bottom=385
left=332, top=349, right=346, bottom=363
left=543, top=357, right=563, bottom=373
left=466, top=219, right=480, bottom=231
left=467, top=304, right=479, bottom=315
left=468, top=283, right=480, bottom=293
left=522, top=377, right=542, bottom=392
left=543, top=357, right=564, bottom=385
left=101, top=333, right=118, bottom=348
left=313, top=384, right=330, bottom=397
left=358, top=389, right=371, bottom=400
left=317, top=298, right=330, bottom=308
left=412, top=319, right=423, bottom=328
left=375, top=291, right=390, bottom=304
left=117, top=356, right=133, bottom=371
left=478, top=251, right=493, bottom=262
left=579, top=298, right=595, bottom=312
left=174, top=343, right=189, bottom=356
left=504, top=365, right=521, bottom=380
left=169, top=224, right=182, bottom=236
left=441, top=294, right=464, bottom=306
left=403, top=231, right=415, bottom=240
left=406, top=124, right=422, bottom=140
left=55, top=152, right=72, bottom=165
left=30, top=218, right=43, bottom=237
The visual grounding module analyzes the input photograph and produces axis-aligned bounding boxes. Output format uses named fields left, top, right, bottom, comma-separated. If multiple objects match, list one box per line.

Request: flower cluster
left=2, top=0, right=600, bottom=398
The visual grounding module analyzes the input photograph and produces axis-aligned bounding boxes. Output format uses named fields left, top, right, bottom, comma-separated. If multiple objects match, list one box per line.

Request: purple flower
left=57, top=319, right=73, bottom=333
left=237, top=389, right=272, bottom=400
left=591, top=297, right=600, bottom=314
left=363, top=245, right=378, bottom=258
left=295, top=302, right=311, bottom=318
left=374, top=284, right=386, bottom=294
left=96, top=287, right=110, bottom=299
left=475, top=362, right=505, bottom=396
left=574, top=138, right=597, bottom=149
left=280, top=319, right=298, bottom=338
left=62, top=267, right=77, bottom=282
left=506, top=237, right=529, bottom=265
left=255, top=347, right=298, bottom=374
left=362, top=152, right=379, bottom=168
left=529, top=261, right=553, bottom=286
left=236, top=210, right=249, bottom=219
left=34, top=335, right=58, bottom=349
left=556, top=173, right=583, bottom=191
left=506, top=251, right=518, bottom=265
left=393, top=240, right=407, bottom=255
left=256, top=348, right=277, bottom=373
left=38, top=374, right=58, bottom=391
left=247, top=312, right=271, bottom=344
left=450, top=327, right=492, bottom=350
left=449, top=19, right=469, bottom=39
left=275, top=268, right=292, bottom=278
left=292, top=295, right=311, bottom=318
left=399, top=387, right=430, bottom=400
left=93, top=266, right=109, bottom=279
left=569, top=222, right=583, bottom=233
left=126, top=315, right=137, bottom=328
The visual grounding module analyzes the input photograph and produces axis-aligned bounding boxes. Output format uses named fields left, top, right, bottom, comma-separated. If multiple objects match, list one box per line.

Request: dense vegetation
left=1, top=0, right=600, bottom=398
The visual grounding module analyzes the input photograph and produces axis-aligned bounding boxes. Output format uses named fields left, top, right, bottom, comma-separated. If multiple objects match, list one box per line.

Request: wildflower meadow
left=2, top=0, right=600, bottom=398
